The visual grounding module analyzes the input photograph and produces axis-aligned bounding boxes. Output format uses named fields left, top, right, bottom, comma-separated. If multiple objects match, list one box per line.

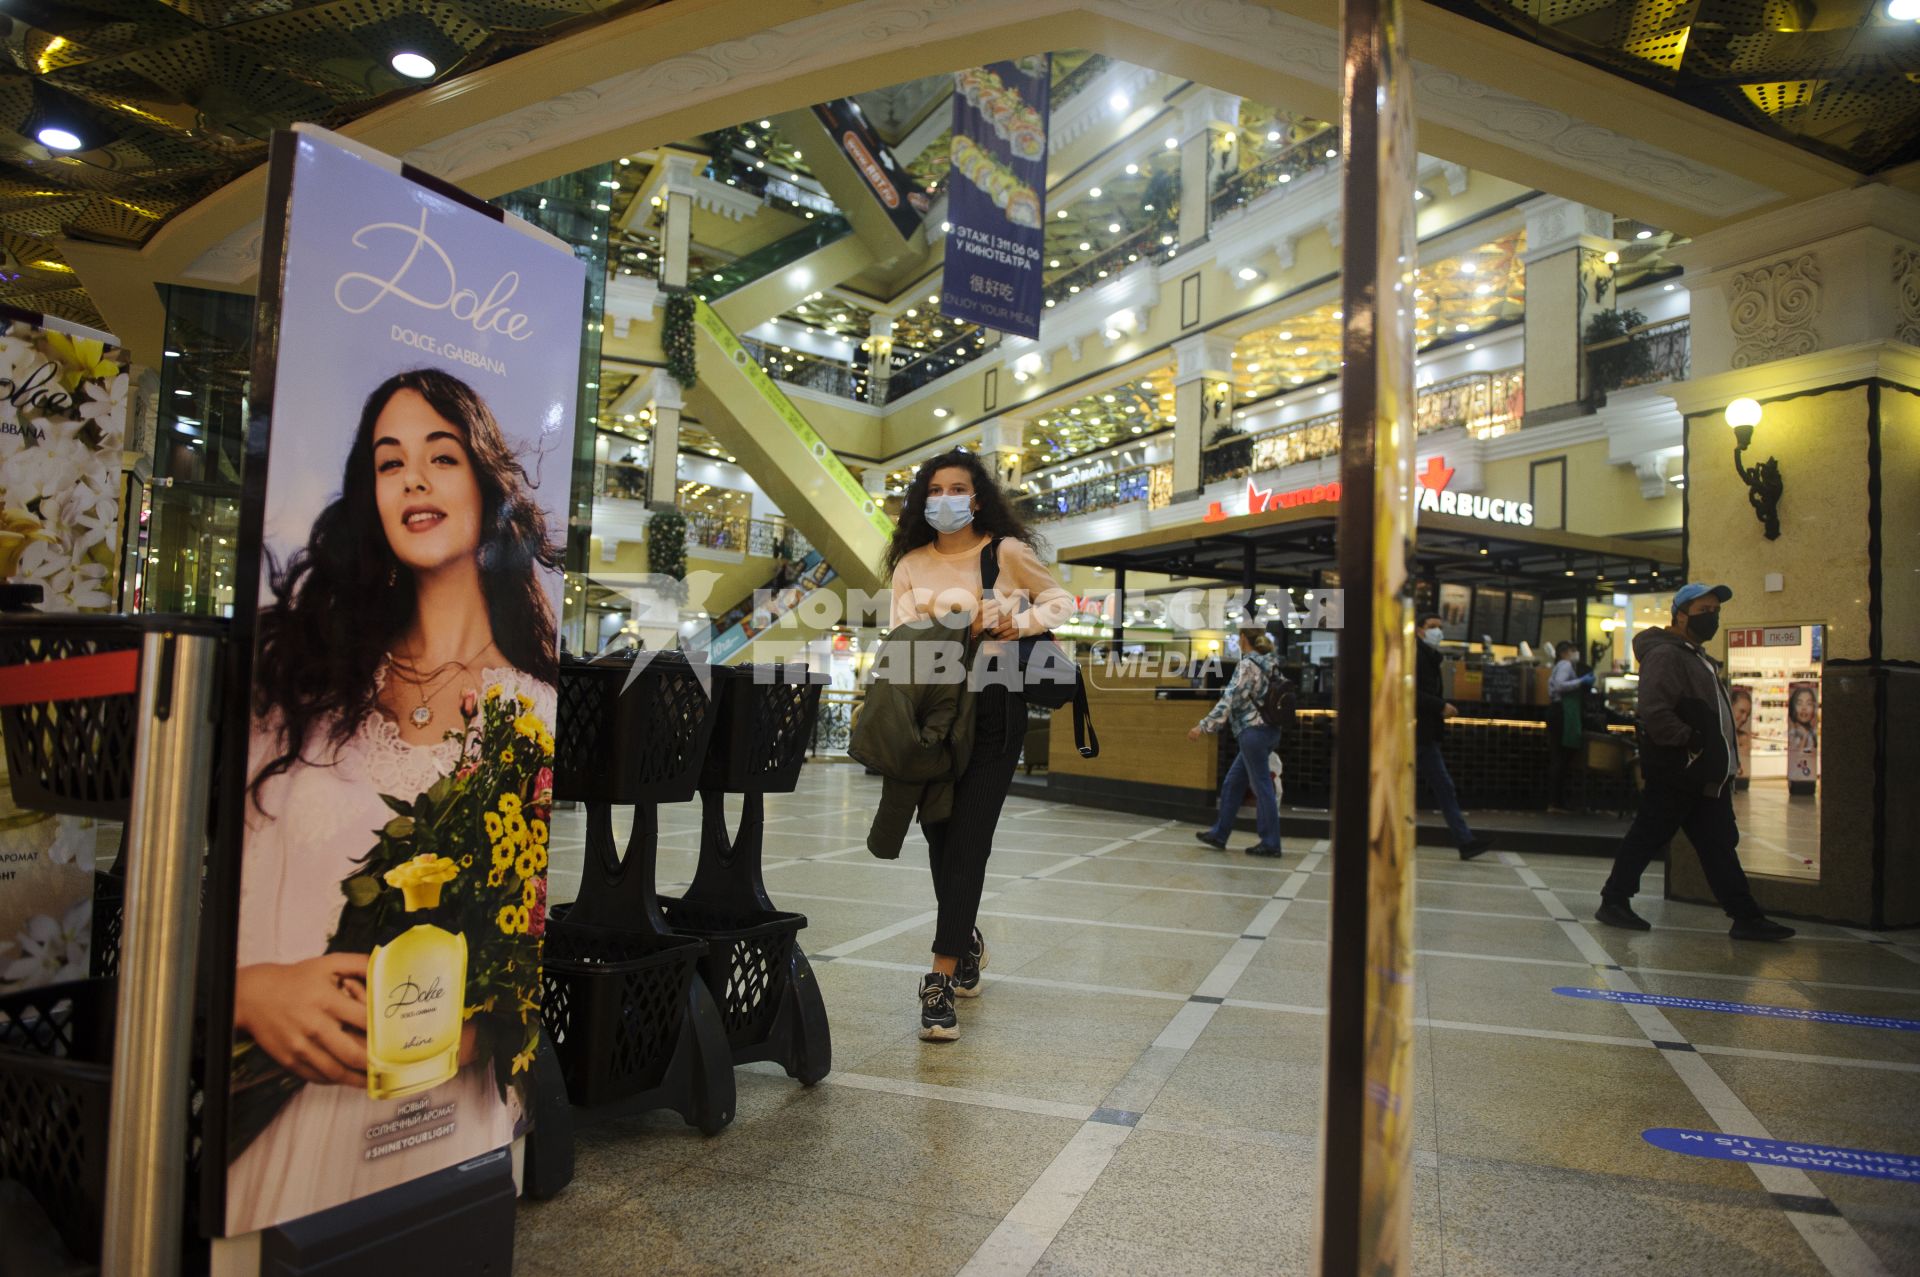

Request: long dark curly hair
left=881, top=448, right=1044, bottom=574
left=249, top=368, right=560, bottom=803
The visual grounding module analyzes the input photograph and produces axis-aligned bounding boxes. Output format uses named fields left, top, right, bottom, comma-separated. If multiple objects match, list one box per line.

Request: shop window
left=1529, top=456, right=1566, bottom=530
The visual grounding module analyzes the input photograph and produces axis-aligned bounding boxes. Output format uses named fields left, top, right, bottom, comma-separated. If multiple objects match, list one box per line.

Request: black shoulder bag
left=980, top=538, right=1099, bottom=758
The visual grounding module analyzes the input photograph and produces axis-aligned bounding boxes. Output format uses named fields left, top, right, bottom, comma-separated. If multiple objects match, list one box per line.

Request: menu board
left=1437, top=583, right=1471, bottom=641
left=1504, top=591, right=1541, bottom=648
left=1468, top=586, right=1507, bottom=646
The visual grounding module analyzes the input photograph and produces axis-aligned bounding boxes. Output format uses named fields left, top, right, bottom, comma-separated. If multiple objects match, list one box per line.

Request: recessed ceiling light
left=36, top=126, right=83, bottom=151
left=390, top=51, right=437, bottom=79
left=1636, top=229, right=1654, bottom=240
left=1089, top=186, right=1103, bottom=198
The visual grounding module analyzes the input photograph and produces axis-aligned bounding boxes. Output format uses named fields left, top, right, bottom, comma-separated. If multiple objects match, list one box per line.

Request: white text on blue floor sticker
left=1644, top=1129, right=1920, bottom=1181
left=1553, top=987, right=1920, bottom=1032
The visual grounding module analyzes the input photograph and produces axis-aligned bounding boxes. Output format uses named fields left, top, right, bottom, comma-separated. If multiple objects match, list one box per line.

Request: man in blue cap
left=1597, top=583, right=1795, bottom=940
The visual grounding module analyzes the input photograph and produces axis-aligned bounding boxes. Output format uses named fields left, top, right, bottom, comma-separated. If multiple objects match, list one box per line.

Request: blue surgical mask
left=924, top=493, right=975, bottom=535
left=1421, top=626, right=1443, bottom=648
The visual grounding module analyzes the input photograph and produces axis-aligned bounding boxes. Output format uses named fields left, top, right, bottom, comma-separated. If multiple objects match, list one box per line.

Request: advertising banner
left=0, top=304, right=127, bottom=994
left=942, top=57, right=1051, bottom=340
left=811, top=99, right=928, bottom=240
left=216, top=126, right=584, bottom=1235
left=1787, top=679, right=1819, bottom=790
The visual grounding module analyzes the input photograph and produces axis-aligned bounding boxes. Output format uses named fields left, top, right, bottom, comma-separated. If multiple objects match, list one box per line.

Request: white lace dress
left=226, top=665, right=554, bottom=1234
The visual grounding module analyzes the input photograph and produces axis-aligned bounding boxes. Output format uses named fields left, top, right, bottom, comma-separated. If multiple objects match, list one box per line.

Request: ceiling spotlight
left=1238, top=267, right=1260, bottom=281
left=1165, top=136, right=1179, bottom=149
left=1125, top=163, right=1139, bottom=175
left=1109, top=92, right=1131, bottom=113
left=933, top=408, right=949, bottom=418
left=390, top=51, right=437, bottom=79
left=36, top=125, right=84, bottom=151
left=1267, top=129, right=1281, bottom=142
left=1089, top=186, right=1103, bottom=198
left=1636, top=229, right=1654, bottom=240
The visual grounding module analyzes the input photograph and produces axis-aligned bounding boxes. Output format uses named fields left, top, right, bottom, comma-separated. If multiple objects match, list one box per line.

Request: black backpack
left=1254, top=655, right=1297, bottom=727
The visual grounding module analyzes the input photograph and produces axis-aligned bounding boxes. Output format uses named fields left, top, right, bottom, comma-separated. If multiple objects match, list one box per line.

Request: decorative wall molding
left=180, top=0, right=1783, bottom=289
left=605, top=274, right=661, bottom=337
left=1049, top=59, right=1161, bottom=153
left=1895, top=244, right=1920, bottom=349
left=1728, top=254, right=1821, bottom=369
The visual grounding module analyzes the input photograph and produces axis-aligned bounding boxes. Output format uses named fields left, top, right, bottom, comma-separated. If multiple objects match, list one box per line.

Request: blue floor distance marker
left=1553, top=987, right=1920, bottom=1032
left=1645, top=1128, right=1920, bottom=1182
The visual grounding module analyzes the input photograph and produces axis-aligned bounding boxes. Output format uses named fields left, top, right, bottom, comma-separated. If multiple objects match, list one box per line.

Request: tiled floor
left=517, top=764, right=1920, bottom=1276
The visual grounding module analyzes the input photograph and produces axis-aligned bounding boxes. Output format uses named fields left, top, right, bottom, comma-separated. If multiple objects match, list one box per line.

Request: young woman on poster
left=230, top=368, right=560, bottom=1227
left=1787, top=683, right=1819, bottom=785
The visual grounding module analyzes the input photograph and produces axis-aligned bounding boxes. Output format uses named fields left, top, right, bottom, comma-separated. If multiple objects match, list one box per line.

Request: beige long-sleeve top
left=889, top=535, right=1075, bottom=637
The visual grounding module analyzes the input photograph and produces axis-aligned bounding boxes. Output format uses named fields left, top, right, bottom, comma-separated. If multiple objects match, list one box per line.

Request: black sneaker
left=1594, top=898, right=1652, bottom=931
left=919, top=972, right=959, bottom=1041
left=1195, top=831, right=1228, bottom=851
left=1458, top=837, right=1493, bottom=861
left=954, top=927, right=988, bottom=998
left=1730, top=916, right=1796, bottom=942
left=1246, top=843, right=1283, bottom=858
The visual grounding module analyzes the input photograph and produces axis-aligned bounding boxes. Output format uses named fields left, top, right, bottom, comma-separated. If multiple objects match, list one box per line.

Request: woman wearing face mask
left=1188, top=629, right=1285, bottom=856
left=884, top=449, right=1073, bottom=1041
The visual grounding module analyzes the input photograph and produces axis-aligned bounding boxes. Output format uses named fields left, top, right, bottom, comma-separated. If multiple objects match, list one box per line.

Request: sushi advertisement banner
left=812, top=99, right=928, bottom=240
left=0, top=305, right=127, bottom=998
left=942, top=57, right=1051, bottom=340
left=218, top=126, right=582, bottom=1235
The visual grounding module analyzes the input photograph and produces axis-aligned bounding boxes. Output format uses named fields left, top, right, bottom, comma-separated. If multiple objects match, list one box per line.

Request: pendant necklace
left=390, top=636, right=492, bottom=729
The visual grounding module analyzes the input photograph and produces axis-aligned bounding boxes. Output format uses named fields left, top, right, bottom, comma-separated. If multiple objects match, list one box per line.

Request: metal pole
left=1320, top=0, right=1419, bottom=1268
left=102, top=628, right=219, bottom=1277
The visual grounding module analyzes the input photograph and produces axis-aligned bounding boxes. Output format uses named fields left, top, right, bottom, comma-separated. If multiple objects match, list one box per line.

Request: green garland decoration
left=648, top=507, right=689, bottom=601
left=1583, top=307, right=1652, bottom=400
left=663, top=292, right=698, bottom=389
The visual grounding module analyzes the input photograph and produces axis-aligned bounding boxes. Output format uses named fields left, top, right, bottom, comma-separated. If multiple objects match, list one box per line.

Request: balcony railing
left=1209, top=128, right=1339, bottom=223
left=887, top=329, right=996, bottom=400
left=1053, top=54, right=1113, bottom=104
left=1202, top=367, right=1526, bottom=485
left=1016, top=462, right=1173, bottom=524
left=595, top=459, right=649, bottom=501
left=739, top=336, right=866, bottom=401
left=685, top=513, right=805, bottom=557
left=1045, top=219, right=1176, bottom=303
left=1584, top=317, right=1690, bottom=395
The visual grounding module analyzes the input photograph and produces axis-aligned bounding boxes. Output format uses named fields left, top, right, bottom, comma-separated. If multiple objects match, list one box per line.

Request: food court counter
left=1041, top=664, right=1635, bottom=820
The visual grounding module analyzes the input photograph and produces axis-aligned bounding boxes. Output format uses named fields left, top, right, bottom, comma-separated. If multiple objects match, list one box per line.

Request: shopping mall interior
left=0, top=0, right=1915, bottom=1273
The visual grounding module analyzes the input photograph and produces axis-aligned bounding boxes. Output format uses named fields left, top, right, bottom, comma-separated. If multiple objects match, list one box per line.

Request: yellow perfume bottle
left=367, top=855, right=467, bottom=1101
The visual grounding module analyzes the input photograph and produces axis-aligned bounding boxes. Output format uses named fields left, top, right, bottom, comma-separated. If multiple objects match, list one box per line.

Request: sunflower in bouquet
left=228, top=686, right=555, bottom=1157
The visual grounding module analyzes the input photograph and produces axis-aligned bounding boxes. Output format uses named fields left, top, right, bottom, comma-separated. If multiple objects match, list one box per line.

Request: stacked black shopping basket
left=542, top=654, right=832, bottom=1131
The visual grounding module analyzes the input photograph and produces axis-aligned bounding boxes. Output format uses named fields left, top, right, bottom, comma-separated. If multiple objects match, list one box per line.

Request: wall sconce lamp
left=1725, top=397, right=1782, bottom=540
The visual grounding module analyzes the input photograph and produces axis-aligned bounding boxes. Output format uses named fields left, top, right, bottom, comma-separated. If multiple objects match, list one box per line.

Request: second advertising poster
left=218, top=126, right=585, bottom=1235
left=942, top=57, right=1051, bottom=339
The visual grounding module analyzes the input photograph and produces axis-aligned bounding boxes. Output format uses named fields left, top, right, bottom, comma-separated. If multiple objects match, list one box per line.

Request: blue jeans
left=1208, top=724, right=1282, bottom=848
left=1417, top=741, right=1476, bottom=848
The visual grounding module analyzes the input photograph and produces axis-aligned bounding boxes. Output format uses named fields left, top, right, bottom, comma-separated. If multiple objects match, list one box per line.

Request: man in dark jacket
left=1597, top=584, right=1794, bottom=940
left=1417, top=617, right=1492, bottom=860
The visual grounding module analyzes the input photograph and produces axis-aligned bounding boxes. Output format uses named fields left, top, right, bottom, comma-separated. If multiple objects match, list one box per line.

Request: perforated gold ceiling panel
left=0, top=0, right=670, bottom=328
left=1428, top=0, right=1920, bottom=173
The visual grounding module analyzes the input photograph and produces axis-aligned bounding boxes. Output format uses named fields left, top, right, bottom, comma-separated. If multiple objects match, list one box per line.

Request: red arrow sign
left=1418, top=455, right=1454, bottom=492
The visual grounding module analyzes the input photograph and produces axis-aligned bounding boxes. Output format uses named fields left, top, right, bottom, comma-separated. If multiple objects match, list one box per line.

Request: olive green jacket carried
left=848, top=619, right=976, bottom=858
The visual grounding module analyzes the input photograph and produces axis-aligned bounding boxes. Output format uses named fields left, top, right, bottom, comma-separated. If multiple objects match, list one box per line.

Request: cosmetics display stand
left=658, top=663, right=832, bottom=1086
left=542, top=654, right=736, bottom=1133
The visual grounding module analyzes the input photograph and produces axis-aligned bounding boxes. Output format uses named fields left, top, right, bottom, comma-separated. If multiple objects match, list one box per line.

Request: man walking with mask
left=1416, top=616, right=1492, bottom=861
left=1597, top=584, right=1794, bottom=940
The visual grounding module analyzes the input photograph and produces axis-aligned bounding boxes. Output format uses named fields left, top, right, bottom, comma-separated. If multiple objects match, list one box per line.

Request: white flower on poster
left=0, top=898, right=92, bottom=989
left=0, top=319, right=128, bottom=611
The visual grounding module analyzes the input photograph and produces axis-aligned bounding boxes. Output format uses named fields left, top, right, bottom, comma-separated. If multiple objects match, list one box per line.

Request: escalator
left=704, top=215, right=873, bottom=334
left=684, top=298, right=894, bottom=593
left=703, top=547, right=841, bottom=664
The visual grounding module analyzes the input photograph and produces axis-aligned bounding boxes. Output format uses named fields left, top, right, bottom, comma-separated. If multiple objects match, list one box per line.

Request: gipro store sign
left=1205, top=455, right=1532, bottom=527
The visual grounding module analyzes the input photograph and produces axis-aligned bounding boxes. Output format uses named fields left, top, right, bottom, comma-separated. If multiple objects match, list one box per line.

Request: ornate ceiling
left=1426, top=0, right=1920, bottom=173
left=0, top=0, right=667, bottom=327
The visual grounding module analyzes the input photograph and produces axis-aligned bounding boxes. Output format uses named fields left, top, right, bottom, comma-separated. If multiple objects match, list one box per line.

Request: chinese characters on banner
left=942, top=57, right=1051, bottom=339
left=217, top=126, right=583, bottom=1235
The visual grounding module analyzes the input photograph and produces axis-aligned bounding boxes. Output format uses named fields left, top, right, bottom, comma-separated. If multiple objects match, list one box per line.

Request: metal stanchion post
left=102, top=628, right=220, bottom=1277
